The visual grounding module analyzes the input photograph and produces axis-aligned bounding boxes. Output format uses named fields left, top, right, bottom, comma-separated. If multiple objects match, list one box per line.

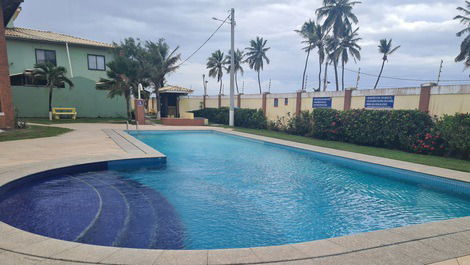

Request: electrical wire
left=343, top=67, right=470, bottom=82
left=177, top=14, right=231, bottom=67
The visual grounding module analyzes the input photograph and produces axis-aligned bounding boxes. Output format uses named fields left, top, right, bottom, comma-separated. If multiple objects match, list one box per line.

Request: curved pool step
left=96, top=172, right=158, bottom=249
left=0, top=176, right=100, bottom=242
left=74, top=172, right=129, bottom=246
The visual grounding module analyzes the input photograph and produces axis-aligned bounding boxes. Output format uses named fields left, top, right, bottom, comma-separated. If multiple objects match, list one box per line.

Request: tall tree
left=296, top=20, right=318, bottom=91
left=97, top=56, right=139, bottom=120
left=33, top=63, right=74, bottom=120
left=145, top=39, right=181, bottom=118
left=332, top=28, right=361, bottom=90
left=316, top=0, right=361, bottom=38
left=207, top=50, right=228, bottom=95
left=454, top=1, right=470, bottom=67
left=225, top=49, right=245, bottom=94
left=245, top=37, right=271, bottom=94
left=374, top=39, right=400, bottom=89
left=314, top=23, right=328, bottom=91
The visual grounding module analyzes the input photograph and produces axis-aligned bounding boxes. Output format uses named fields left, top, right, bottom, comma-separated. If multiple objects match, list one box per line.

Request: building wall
left=180, top=85, right=470, bottom=121
left=7, top=39, right=127, bottom=117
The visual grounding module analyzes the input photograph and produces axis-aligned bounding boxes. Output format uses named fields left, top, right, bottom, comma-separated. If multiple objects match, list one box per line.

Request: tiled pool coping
left=0, top=126, right=469, bottom=265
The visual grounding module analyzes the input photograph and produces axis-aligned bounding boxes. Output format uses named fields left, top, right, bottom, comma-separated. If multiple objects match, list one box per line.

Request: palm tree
left=296, top=20, right=317, bottom=91
left=332, top=28, right=361, bottom=90
left=97, top=56, right=139, bottom=120
left=316, top=0, right=361, bottom=38
left=33, top=63, right=74, bottom=120
left=245, top=37, right=271, bottom=94
left=225, top=49, right=244, bottom=94
left=207, top=50, right=228, bottom=95
left=454, top=1, right=470, bottom=67
left=314, top=24, right=328, bottom=91
left=374, top=39, right=400, bottom=89
left=146, top=39, right=181, bottom=118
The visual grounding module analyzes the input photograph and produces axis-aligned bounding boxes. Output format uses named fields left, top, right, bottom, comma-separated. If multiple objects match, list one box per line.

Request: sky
left=13, top=0, right=470, bottom=95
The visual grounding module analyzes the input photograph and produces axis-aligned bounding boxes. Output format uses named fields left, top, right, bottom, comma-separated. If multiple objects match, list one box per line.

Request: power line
left=343, top=67, right=470, bottom=83
left=177, top=14, right=231, bottom=67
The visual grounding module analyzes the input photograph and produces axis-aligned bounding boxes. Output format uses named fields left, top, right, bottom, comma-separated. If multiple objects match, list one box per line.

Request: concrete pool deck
left=0, top=123, right=469, bottom=265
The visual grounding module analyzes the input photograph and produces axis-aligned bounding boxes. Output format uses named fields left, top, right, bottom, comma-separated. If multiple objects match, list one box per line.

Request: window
left=35, top=49, right=57, bottom=65
left=284, top=98, right=289, bottom=106
left=274, top=98, right=279, bottom=107
left=88, top=54, right=106, bottom=71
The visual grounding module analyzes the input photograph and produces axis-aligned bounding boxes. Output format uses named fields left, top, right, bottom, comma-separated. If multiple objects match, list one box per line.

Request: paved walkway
left=0, top=123, right=469, bottom=265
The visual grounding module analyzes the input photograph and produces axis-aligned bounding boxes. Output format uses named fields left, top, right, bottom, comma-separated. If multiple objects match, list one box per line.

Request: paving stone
left=250, top=245, right=309, bottom=263
left=100, top=248, right=163, bottom=265
left=429, top=259, right=460, bottom=265
left=50, top=243, right=118, bottom=263
left=458, top=255, right=470, bottom=265
left=418, top=234, right=470, bottom=258
left=328, top=230, right=408, bottom=251
left=291, top=240, right=347, bottom=257
left=153, top=250, right=208, bottom=265
left=208, top=248, right=260, bottom=265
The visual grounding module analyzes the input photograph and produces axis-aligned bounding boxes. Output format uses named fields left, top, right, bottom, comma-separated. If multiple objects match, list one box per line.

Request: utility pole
left=229, top=8, right=235, bottom=127
left=355, top=68, right=361, bottom=89
left=436, top=60, right=443, bottom=85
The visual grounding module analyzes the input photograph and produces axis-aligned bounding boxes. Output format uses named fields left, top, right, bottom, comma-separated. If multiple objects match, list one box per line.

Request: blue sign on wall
left=365, top=96, right=395, bottom=109
left=313, top=97, right=332, bottom=108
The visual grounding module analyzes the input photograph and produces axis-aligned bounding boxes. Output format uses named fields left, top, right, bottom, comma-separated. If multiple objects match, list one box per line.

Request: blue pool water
left=1, top=131, right=470, bottom=250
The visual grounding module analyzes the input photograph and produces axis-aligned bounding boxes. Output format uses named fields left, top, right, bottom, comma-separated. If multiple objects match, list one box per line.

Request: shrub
left=436, top=113, right=470, bottom=159
left=286, top=111, right=314, bottom=136
left=310, top=109, right=343, bottom=141
left=192, top=108, right=267, bottom=129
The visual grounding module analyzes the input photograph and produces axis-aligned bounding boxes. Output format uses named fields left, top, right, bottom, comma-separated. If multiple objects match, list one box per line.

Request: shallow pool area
left=1, top=130, right=469, bottom=250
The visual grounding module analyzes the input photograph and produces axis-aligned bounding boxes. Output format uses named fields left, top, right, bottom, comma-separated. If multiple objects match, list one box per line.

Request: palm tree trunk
left=48, top=86, right=53, bottom=120
left=125, top=93, right=131, bottom=121
left=257, top=71, right=262, bottom=94
left=156, top=88, right=161, bottom=119
left=374, top=59, right=386, bottom=89
left=341, top=60, right=345, bottom=91
left=323, top=61, right=329, bottom=91
left=334, top=60, right=339, bottom=91
left=219, top=80, right=223, bottom=95
left=318, top=58, right=322, bottom=92
left=301, top=47, right=311, bottom=91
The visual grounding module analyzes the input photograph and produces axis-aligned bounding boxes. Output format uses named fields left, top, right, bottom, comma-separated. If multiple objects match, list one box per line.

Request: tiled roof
left=159, top=86, right=194, bottom=94
left=5, top=27, right=114, bottom=48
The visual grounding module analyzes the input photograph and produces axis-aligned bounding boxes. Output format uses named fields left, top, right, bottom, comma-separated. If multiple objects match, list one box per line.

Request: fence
left=179, top=84, right=470, bottom=121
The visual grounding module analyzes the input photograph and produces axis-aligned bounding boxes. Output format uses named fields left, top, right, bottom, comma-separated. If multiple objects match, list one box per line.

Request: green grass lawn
left=22, top=117, right=127, bottom=125
left=235, top=128, right=470, bottom=173
left=0, top=125, right=73, bottom=142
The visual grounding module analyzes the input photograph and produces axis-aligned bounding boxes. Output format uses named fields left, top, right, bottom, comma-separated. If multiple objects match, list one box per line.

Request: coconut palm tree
left=296, top=20, right=318, bottom=91
left=97, top=56, right=139, bottom=120
left=332, top=28, right=361, bottom=90
left=225, top=49, right=245, bottom=94
left=32, top=63, right=74, bottom=120
left=454, top=1, right=470, bottom=67
left=314, top=23, right=328, bottom=91
left=316, top=0, right=361, bottom=38
left=374, top=39, right=400, bottom=89
left=207, top=50, right=228, bottom=95
left=245, top=37, right=271, bottom=94
left=146, top=39, right=181, bottom=118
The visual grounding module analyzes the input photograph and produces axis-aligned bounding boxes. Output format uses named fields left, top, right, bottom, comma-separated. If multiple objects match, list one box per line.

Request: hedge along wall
left=12, top=77, right=127, bottom=118
left=179, top=84, right=470, bottom=121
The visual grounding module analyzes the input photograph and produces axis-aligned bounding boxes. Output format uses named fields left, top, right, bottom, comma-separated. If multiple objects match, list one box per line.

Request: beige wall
left=179, top=85, right=470, bottom=121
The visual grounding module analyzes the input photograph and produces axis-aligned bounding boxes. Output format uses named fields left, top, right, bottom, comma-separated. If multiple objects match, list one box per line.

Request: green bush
left=286, top=111, right=314, bottom=136
left=192, top=108, right=267, bottom=129
left=436, top=113, right=470, bottom=159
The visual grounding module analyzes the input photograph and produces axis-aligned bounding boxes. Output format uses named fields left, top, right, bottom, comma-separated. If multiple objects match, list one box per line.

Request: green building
left=6, top=9, right=126, bottom=118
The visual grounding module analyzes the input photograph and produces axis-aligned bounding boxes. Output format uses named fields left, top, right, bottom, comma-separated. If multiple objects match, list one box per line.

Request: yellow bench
left=52, top=107, right=77, bottom=120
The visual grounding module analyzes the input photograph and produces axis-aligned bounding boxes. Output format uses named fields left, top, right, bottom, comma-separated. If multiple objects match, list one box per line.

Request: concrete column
left=134, top=99, right=145, bottom=125
left=262, top=92, right=269, bottom=114
left=419, top=83, right=433, bottom=113
left=0, top=6, right=15, bottom=129
left=237, top=93, right=242, bottom=108
left=295, top=91, right=302, bottom=116
left=344, top=89, right=352, bottom=111
left=218, top=94, right=221, bottom=108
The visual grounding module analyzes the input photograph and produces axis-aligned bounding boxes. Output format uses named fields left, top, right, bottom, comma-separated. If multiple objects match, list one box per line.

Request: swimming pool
left=1, top=130, right=469, bottom=250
